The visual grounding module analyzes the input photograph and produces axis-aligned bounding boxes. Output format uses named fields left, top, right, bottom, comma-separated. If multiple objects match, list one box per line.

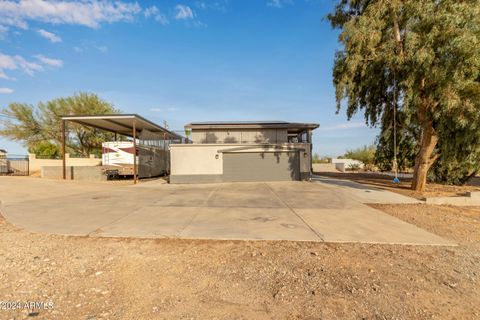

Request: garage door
left=223, top=151, right=300, bottom=182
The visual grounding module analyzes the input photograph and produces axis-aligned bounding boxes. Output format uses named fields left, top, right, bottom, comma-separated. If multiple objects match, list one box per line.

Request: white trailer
left=102, top=141, right=169, bottom=179
left=102, top=141, right=135, bottom=176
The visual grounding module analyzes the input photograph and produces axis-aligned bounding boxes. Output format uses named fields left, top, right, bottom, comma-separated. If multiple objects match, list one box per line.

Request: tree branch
left=429, top=153, right=440, bottom=164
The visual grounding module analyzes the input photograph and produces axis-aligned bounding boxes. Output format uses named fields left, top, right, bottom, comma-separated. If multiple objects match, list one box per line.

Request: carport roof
left=185, top=121, right=320, bottom=131
left=61, top=114, right=183, bottom=139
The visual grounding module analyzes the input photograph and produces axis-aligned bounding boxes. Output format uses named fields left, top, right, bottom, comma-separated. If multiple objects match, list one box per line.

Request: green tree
left=428, top=113, right=480, bottom=184
left=328, top=0, right=480, bottom=192
left=321, top=156, right=332, bottom=163
left=376, top=109, right=480, bottom=183
left=374, top=108, right=419, bottom=172
left=29, top=141, right=61, bottom=158
left=0, top=93, right=120, bottom=157
left=344, top=144, right=376, bottom=170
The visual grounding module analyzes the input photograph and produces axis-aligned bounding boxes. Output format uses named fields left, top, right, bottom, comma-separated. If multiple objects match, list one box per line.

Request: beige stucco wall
left=170, top=145, right=224, bottom=175
left=28, top=154, right=101, bottom=173
left=170, top=143, right=311, bottom=176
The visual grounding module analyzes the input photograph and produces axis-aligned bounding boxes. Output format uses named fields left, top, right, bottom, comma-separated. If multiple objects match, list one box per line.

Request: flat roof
left=185, top=121, right=319, bottom=131
left=61, top=114, right=183, bottom=140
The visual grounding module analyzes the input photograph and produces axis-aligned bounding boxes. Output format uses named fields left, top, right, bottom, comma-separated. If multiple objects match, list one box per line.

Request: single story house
left=170, top=121, right=319, bottom=183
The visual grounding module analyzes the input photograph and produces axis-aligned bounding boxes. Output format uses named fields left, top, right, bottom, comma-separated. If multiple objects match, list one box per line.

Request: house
left=169, top=121, right=319, bottom=183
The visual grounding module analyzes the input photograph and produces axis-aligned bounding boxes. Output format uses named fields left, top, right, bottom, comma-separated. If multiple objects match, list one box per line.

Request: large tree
left=375, top=108, right=480, bottom=185
left=0, top=93, right=120, bottom=157
left=374, top=108, right=419, bottom=172
left=328, top=0, right=480, bottom=191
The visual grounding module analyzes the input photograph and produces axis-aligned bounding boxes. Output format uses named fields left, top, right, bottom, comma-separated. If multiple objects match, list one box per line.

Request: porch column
left=62, top=119, right=66, bottom=180
left=133, top=120, right=137, bottom=184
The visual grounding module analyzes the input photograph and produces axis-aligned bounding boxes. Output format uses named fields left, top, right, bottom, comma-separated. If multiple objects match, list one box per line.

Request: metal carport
left=61, top=114, right=184, bottom=184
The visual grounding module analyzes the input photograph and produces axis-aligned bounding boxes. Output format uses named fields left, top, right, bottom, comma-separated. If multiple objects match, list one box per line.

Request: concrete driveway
left=0, top=176, right=452, bottom=245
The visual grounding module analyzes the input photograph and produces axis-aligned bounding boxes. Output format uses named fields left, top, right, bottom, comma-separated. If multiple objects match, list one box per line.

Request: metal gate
left=0, top=155, right=29, bottom=176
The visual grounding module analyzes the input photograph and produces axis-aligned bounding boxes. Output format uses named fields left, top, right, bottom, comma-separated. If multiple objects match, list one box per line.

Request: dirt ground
left=0, top=203, right=479, bottom=320
left=315, top=171, right=480, bottom=200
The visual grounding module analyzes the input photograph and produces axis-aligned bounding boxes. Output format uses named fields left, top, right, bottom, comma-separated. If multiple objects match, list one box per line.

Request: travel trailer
left=101, top=141, right=169, bottom=178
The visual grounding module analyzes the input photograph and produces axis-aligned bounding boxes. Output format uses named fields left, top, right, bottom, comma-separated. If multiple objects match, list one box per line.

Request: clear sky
left=0, top=0, right=378, bottom=157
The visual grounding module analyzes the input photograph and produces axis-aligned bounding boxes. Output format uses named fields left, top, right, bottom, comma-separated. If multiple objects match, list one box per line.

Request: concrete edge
left=426, top=193, right=480, bottom=206
left=311, top=176, right=423, bottom=204
left=93, top=234, right=457, bottom=246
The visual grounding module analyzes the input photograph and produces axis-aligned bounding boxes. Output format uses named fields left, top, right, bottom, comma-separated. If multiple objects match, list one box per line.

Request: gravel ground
left=0, top=204, right=479, bottom=320
left=315, top=171, right=480, bottom=200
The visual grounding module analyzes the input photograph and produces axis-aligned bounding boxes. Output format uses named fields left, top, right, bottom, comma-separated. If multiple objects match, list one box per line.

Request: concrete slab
left=426, top=192, right=480, bottom=206
left=3, top=195, right=137, bottom=235
left=268, top=183, right=358, bottom=210
left=207, top=183, right=285, bottom=208
left=296, top=207, right=449, bottom=245
left=0, top=176, right=453, bottom=245
left=179, top=208, right=321, bottom=241
left=98, top=206, right=200, bottom=238
left=154, top=189, right=217, bottom=207
left=312, top=175, right=423, bottom=204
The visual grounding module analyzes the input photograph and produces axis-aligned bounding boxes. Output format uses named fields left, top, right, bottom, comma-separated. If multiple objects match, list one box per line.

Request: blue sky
left=0, top=0, right=378, bottom=157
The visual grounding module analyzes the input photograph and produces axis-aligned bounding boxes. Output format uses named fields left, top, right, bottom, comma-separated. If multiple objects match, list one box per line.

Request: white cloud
left=35, top=54, right=63, bottom=67
left=96, top=45, right=108, bottom=53
left=267, top=0, right=293, bottom=8
left=0, top=52, right=63, bottom=78
left=174, top=5, right=194, bottom=20
left=144, top=5, right=169, bottom=25
left=154, top=14, right=169, bottom=25
left=0, top=87, right=14, bottom=94
left=195, top=1, right=227, bottom=12
left=0, top=25, right=8, bottom=39
left=320, top=122, right=367, bottom=131
left=0, top=53, right=17, bottom=70
left=72, top=41, right=108, bottom=54
left=0, top=70, right=11, bottom=79
left=173, top=4, right=205, bottom=27
left=144, top=5, right=159, bottom=18
left=37, top=28, right=61, bottom=43
left=15, top=56, right=43, bottom=75
left=0, top=53, right=43, bottom=76
left=0, top=0, right=142, bottom=29
left=150, top=107, right=178, bottom=112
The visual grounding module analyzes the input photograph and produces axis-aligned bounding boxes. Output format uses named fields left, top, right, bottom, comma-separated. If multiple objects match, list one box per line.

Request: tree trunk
left=411, top=120, right=438, bottom=192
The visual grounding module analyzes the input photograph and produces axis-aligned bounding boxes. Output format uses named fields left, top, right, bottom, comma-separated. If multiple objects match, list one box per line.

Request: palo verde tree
left=328, top=0, right=480, bottom=192
left=0, top=93, right=120, bottom=157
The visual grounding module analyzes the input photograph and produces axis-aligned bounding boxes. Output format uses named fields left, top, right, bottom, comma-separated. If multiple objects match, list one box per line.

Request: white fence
left=28, top=154, right=101, bottom=173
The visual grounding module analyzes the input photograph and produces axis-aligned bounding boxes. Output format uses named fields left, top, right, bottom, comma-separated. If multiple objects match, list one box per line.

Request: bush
left=348, top=163, right=361, bottom=171
left=344, top=145, right=376, bottom=171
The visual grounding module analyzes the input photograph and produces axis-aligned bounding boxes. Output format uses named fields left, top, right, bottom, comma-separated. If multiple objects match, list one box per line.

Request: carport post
left=62, top=119, right=66, bottom=180
left=133, top=120, right=137, bottom=184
